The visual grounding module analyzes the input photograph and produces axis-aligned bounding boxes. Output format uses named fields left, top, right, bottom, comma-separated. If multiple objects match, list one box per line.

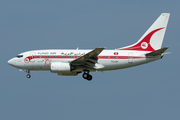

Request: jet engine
left=50, top=62, right=75, bottom=73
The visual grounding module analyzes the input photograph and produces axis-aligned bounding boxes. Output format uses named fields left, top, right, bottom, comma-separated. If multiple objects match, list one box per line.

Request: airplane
left=7, top=13, right=170, bottom=81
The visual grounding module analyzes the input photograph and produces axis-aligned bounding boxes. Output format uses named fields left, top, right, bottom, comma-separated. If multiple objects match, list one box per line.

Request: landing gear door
left=128, top=52, right=133, bottom=63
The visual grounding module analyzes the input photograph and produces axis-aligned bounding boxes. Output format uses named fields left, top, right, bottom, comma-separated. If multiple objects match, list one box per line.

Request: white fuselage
left=8, top=49, right=161, bottom=72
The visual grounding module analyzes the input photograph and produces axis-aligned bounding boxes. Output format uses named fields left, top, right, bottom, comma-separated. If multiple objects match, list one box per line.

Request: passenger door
left=128, top=52, right=133, bottom=63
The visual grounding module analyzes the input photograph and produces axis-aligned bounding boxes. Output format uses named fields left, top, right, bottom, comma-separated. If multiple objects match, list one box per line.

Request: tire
left=26, top=74, right=31, bottom=78
left=82, top=73, right=88, bottom=79
left=87, top=75, right=92, bottom=81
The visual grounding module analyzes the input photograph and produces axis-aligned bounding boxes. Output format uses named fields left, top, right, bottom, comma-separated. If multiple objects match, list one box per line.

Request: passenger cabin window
left=16, top=55, right=23, bottom=58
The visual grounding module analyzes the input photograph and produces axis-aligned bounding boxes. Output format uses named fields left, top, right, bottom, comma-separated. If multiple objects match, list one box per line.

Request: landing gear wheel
left=82, top=73, right=89, bottom=79
left=87, top=74, right=92, bottom=81
left=26, top=74, right=31, bottom=78
left=82, top=73, right=92, bottom=81
left=82, top=70, right=93, bottom=81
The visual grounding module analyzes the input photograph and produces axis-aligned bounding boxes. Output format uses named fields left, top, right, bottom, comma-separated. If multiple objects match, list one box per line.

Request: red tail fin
left=119, top=28, right=164, bottom=51
left=118, top=13, right=170, bottom=52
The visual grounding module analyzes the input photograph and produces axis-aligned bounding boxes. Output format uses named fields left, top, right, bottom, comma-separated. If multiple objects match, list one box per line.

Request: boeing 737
left=8, top=13, right=170, bottom=81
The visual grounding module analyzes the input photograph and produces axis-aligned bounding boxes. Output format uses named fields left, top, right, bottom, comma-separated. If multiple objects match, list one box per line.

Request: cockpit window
left=16, top=55, right=23, bottom=58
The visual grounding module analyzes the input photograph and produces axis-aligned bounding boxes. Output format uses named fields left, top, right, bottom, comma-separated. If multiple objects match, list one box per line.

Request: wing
left=71, top=47, right=105, bottom=69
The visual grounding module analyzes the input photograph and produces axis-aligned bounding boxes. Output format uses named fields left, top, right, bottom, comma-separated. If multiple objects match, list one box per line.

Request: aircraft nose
left=7, top=58, right=14, bottom=66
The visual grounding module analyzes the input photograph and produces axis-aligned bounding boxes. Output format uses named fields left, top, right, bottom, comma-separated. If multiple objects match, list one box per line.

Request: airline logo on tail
left=141, top=42, right=148, bottom=49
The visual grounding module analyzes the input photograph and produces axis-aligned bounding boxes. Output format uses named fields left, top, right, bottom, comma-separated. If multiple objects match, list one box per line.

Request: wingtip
left=97, top=47, right=106, bottom=49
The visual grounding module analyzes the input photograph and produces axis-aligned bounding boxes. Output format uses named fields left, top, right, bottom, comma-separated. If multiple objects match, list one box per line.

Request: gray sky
left=1, top=0, right=179, bottom=120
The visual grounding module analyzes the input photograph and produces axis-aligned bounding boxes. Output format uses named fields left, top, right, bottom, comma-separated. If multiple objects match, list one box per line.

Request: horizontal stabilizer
left=146, top=47, right=168, bottom=56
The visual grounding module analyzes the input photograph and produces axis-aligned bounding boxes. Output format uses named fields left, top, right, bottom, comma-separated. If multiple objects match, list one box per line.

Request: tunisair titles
left=38, top=52, right=85, bottom=56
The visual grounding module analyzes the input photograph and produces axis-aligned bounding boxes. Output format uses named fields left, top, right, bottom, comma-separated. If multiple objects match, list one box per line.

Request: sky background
left=0, top=0, right=180, bottom=120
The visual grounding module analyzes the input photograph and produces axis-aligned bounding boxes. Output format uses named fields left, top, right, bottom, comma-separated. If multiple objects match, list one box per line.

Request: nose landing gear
left=19, top=69, right=32, bottom=79
left=26, top=70, right=31, bottom=78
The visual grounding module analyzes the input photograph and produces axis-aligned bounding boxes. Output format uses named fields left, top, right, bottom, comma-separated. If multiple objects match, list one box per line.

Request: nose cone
left=7, top=59, right=14, bottom=66
left=8, top=58, right=23, bottom=69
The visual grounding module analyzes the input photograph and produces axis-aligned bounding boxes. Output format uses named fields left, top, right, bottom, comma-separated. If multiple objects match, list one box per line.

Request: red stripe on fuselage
left=24, top=55, right=146, bottom=62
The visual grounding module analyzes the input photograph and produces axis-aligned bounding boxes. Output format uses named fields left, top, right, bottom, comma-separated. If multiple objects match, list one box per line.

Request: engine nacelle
left=50, top=62, right=73, bottom=73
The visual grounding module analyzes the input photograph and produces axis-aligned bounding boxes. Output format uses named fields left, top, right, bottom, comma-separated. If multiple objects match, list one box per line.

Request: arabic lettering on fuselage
left=61, top=52, right=85, bottom=56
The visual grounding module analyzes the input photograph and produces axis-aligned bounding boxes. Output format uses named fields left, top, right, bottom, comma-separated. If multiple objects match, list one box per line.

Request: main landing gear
left=82, top=70, right=92, bottom=81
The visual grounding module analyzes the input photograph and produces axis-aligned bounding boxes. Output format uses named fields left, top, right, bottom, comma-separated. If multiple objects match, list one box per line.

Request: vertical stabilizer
left=118, top=13, right=170, bottom=51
